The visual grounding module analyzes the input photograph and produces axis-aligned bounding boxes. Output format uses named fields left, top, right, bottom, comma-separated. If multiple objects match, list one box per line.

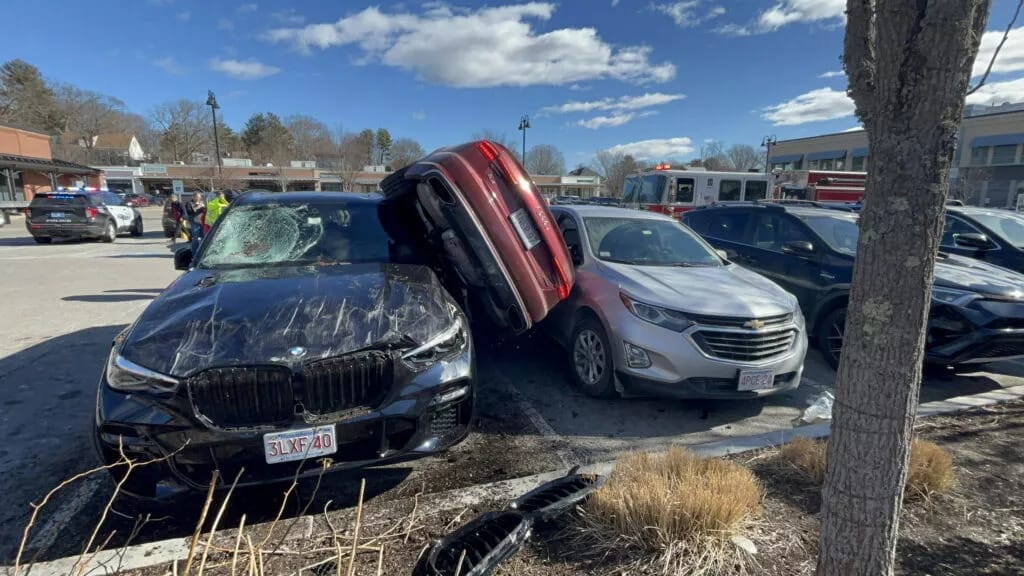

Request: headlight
left=793, top=306, right=806, bottom=329
left=619, top=292, right=694, bottom=332
left=931, top=286, right=982, bottom=307
left=401, top=316, right=468, bottom=371
left=106, top=347, right=179, bottom=393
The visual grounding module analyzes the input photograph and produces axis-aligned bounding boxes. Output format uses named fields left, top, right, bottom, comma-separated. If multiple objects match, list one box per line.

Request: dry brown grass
left=775, top=437, right=954, bottom=499
left=578, top=446, right=762, bottom=575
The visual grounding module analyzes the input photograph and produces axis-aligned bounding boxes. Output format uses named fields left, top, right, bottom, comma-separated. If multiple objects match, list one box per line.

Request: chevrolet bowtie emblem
left=744, top=319, right=765, bottom=329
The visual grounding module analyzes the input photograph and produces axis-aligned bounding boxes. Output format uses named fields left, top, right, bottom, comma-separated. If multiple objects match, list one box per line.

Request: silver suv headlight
left=793, top=306, right=806, bottom=330
left=400, top=315, right=468, bottom=371
left=106, top=348, right=179, bottom=393
left=619, top=292, right=695, bottom=332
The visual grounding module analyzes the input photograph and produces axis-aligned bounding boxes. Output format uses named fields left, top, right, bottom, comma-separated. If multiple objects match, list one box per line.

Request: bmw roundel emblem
left=288, top=346, right=307, bottom=358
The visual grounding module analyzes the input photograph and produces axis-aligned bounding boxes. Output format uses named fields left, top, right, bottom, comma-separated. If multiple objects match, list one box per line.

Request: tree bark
left=817, top=2, right=991, bottom=575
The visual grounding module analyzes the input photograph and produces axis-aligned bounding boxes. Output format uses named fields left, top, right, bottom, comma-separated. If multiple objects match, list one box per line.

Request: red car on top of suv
left=382, top=140, right=575, bottom=333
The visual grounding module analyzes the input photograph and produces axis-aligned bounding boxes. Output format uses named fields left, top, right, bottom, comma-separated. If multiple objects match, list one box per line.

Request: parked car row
left=90, top=140, right=1024, bottom=501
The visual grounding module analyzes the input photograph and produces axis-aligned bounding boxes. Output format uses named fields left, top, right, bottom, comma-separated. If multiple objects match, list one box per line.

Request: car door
left=103, top=192, right=134, bottom=230
left=743, top=211, right=825, bottom=310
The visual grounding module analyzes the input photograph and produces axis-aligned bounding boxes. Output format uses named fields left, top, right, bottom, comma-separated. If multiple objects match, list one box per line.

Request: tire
left=130, top=217, right=144, bottom=237
left=33, top=236, right=52, bottom=244
left=817, top=307, right=847, bottom=369
left=569, top=316, right=616, bottom=398
left=101, top=220, right=117, bottom=243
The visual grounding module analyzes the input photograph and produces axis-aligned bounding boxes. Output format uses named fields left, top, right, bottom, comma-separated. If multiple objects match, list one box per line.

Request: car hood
left=598, top=261, right=798, bottom=318
left=122, top=263, right=457, bottom=378
left=934, top=253, right=1024, bottom=299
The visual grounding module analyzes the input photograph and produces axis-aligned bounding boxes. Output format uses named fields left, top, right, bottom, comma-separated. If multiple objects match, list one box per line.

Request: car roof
left=552, top=205, right=675, bottom=221
left=235, top=191, right=382, bottom=206
left=692, top=203, right=856, bottom=219
left=947, top=205, right=1022, bottom=216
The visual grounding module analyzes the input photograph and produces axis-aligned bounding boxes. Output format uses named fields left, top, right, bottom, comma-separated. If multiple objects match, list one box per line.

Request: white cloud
left=153, top=56, right=187, bottom=75
left=218, top=18, right=235, bottom=31
left=176, top=10, right=191, bottom=22
left=209, top=58, right=281, bottom=80
left=237, top=3, right=258, bottom=13
left=762, top=87, right=855, bottom=125
left=967, top=77, right=1024, bottom=105
left=411, top=111, right=427, bottom=120
left=577, top=111, right=655, bottom=129
left=841, top=126, right=864, bottom=133
left=717, top=0, right=844, bottom=35
left=819, top=70, right=844, bottom=78
left=655, top=1, right=725, bottom=28
left=271, top=9, right=305, bottom=25
left=606, top=137, right=694, bottom=160
left=612, top=0, right=620, bottom=5
left=973, top=27, right=1024, bottom=77
left=542, top=92, right=684, bottom=114
left=569, top=83, right=590, bottom=91
left=264, top=4, right=675, bottom=88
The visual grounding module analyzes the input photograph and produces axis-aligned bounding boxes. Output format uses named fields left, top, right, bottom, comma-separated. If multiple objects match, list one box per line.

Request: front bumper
left=93, top=345, right=475, bottom=499
left=926, top=299, right=1024, bottom=364
left=607, top=309, right=808, bottom=399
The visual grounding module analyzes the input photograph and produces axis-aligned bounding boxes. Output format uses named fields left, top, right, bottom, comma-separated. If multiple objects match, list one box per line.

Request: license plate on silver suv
left=737, top=369, right=775, bottom=391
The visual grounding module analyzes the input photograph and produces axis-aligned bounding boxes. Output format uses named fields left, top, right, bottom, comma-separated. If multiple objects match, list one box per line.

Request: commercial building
left=769, top=103, right=1024, bottom=207
left=0, top=124, right=104, bottom=205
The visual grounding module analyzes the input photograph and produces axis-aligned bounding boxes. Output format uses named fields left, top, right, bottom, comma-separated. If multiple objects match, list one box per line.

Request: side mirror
left=782, top=240, right=815, bottom=255
left=953, top=232, right=994, bottom=250
left=716, top=249, right=730, bottom=260
left=174, top=247, right=193, bottom=271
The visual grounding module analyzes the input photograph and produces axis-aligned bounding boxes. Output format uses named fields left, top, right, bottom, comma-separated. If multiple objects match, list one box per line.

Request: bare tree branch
left=967, top=0, right=1023, bottom=95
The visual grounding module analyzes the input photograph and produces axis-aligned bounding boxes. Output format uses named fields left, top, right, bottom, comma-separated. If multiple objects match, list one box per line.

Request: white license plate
left=49, top=212, right=66, bottom=218
left=263, top=425, right=337, bottom=464
left=737, top=369, right=775, bottom=391
left=509, top=208, right=541, bottom=250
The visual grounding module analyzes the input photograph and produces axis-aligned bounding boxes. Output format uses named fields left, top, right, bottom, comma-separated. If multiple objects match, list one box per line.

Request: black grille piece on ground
left=693, top=328, right=797, bottom=362
left=687, top=312, right=793, bottom=329
left=414, top=511, right=531, bottom=576
left=302, top=351, right=393, bottom=415
left=509, top=473, right=608, bottom=523
left=188, top=366, right=294, bottom=429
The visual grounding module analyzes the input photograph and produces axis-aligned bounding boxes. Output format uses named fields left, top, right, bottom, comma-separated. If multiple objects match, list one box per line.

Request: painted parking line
left=27, top=475, right=103, bottom=555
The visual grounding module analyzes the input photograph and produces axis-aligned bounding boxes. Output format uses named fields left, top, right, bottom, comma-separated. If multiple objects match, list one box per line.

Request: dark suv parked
left=26, top=191, right=142, bottom=243
left=684, top=203, right=1024, bottom=368
left=940, top=206, right=1024, bottom=273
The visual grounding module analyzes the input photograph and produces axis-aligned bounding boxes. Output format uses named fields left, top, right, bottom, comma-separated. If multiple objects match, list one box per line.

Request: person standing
left=185, top=192, right=207, bottom=255
left=206, top=190, right=230, bottom=228
left=169, top=194, right=184, bottom=246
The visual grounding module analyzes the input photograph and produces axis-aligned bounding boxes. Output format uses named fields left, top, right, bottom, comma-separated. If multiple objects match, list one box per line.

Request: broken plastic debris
left=800, top=391, right=834, bottom=424
left=731, top=535, right=758, bottom=555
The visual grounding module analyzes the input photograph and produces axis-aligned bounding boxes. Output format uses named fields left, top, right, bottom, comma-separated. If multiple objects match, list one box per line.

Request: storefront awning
left=971, top=133, right=1024, bottom=148
left=806, top=149, right=846, bottom=161
left=851, top=147, right=869, bottom=157
left=0, top=153, right=98, bottom=175
left=769, top=154, right=803, bottom=164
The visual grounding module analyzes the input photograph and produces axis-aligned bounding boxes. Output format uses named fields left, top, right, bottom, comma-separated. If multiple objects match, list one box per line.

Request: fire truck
left=772, top=170, right=867, bottom=203
left=622, top=164, right=773, bottom=217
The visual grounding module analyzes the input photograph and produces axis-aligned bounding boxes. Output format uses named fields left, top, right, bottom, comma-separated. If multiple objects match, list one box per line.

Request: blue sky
left=3, top=0, right=1024, bottom=165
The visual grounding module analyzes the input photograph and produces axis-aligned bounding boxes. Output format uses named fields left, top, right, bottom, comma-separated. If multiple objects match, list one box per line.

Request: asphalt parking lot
left=3, top=206, right=1024, bottom=562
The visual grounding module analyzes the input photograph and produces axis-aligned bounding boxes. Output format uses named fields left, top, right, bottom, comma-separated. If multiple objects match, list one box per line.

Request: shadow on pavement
left=104, top=253, right=174, bottom=259
left=62, top=293, right=157, bottom=303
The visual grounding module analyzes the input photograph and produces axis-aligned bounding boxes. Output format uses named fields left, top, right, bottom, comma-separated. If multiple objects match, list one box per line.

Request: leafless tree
left=285, top=115, right=333, bottom=162
left=150, top=100, right=210, bottom=163
left=951, top=167, right=991, bottom=203
left=967, top=0, right=1023, bottom=95
left=389, top=138, right=426, bottom=170
left=726, top=144, right=763, bottom=172
left=701, top=140, right=730, bottom=171
left=525, top=144, right=566, bottom=175
left=592, top=149, right=642, bottom=198
left=817, top=2, right=991, bottom=575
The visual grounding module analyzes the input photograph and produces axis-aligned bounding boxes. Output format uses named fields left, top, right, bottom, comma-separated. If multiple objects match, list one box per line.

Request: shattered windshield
left=198, top=200, right=393, bottom=268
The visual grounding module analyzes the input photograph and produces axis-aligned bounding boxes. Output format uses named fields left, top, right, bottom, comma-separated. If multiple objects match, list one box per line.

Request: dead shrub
left=906, top=438, right=955, bottom=499
left=579, top=446, right=761, bottom=574
left=775, top=437, right=954, bottom=499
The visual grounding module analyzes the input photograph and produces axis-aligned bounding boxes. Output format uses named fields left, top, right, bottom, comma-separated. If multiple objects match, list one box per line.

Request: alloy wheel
left=827, top=311, right=846, bottom=365
left=573, top=329, right=606, bottom=386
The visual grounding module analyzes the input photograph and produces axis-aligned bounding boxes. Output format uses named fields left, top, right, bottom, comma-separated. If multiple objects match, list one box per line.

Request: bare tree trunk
left=818, top=2, right=991, bottom=574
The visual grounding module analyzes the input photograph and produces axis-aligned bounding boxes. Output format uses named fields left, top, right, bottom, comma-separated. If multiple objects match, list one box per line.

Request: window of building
left=807, top=159, right=820, bottom=170
left=639, top=174, right=666, bottom=204
left=719, top=179, right=742, bottom=201
left=991, top=145, right=1018, bottom=165
left=851, top=155, right=867, bottom=171
left=674, top=177, right=695, bottom=203
left=744, top=180, right=768, bottom=201
left=971, top=146, right=990, bottom=165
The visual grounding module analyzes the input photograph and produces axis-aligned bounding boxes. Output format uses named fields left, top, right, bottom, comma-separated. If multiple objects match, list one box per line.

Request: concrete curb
left=14, top=383, right=1024, bottom=576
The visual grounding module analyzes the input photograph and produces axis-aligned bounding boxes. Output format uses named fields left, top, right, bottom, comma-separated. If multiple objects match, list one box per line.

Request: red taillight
left=86, top=207, right=99, bottom=219
left=553, top=257, right=571, bottom=300
left=476, top=140, right=500, bottom=162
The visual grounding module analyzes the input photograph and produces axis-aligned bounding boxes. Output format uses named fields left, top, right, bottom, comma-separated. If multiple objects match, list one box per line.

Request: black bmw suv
left=683, top=203, right=1024, bottom=368
left=95, top=192, right=475, bottom=499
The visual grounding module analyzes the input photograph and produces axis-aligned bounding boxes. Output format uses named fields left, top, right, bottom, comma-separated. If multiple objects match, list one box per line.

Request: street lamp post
left=761, top=135, right=777, bottom=174
left=518, top=114, right=531, bottom=164
left=206, top=91, right=222, bottom=175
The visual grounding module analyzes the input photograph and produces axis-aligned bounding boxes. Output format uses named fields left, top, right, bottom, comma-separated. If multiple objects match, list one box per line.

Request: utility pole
left=206, top=91, right=222, bottom=175
left=518, top=114, right=531, bottom=164
left=761, top=135, right=777, bottom=174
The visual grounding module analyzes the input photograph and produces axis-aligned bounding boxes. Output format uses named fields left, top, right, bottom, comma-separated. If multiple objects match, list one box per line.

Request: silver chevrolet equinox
left=544, top=206, right=807, bottom=399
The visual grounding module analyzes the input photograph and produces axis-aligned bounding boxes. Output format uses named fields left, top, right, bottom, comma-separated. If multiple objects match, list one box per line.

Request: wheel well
left=813, top=297, right=848, bottom=333
left=573, top=306, right=601, bottom=327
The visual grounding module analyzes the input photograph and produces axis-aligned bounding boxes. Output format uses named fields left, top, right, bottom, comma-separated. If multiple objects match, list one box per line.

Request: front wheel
left=817, top=307, right=847, bottom=369
left=101, top=220, right=117, bottom=243
left=570, top=317, right=616, bottom=398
